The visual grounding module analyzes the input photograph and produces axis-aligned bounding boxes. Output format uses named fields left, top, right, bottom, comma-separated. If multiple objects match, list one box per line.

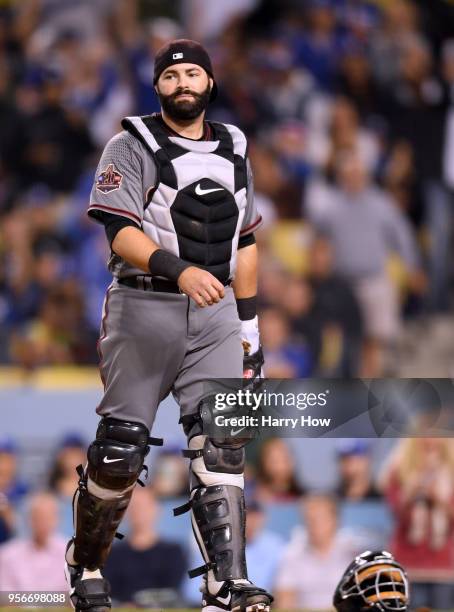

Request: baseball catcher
left=64, top=38, right=272, bottom=612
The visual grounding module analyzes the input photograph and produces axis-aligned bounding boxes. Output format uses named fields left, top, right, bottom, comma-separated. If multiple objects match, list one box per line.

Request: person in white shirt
left=0, top=492, right=67, bottom=591
left=274, top=493, right=364, bottom=611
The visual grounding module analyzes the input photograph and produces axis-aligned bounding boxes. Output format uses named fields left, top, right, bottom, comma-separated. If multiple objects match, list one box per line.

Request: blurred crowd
left=2, top=433, right=454, bottom=609
left=0, top=0, right=453, bottom=376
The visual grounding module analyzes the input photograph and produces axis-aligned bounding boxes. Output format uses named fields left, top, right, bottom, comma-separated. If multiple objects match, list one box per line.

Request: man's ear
left=208, top=77, right=213, bottom=91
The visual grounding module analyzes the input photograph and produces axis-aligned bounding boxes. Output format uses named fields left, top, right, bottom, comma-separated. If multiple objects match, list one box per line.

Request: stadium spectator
left=336, top=439, right=381, bottom=501
left=151, top=447, right=189, bottom=499
left=380, top=438, right=454, bottom=610
left=438, top=38, right=454, bottom=309
left=0, top=437, right=28, bottom=544
left=269, top=121, right=314, bottom=187
left=381, top=139, right=420, bottom=221
left=307, top=150, right=424, bottom=376
left=442, top=39, right=454, bottom=191
left=248, top=141, right=301, bottom=217
left=104, top=486, right=187, bottom=607
left=0, top=445, right=16, bottom=544
left=0, top=493, right=14, bottom=545
left=123, top=17, right=182, bottom=116
left=48, top=433, right=87, bottom=499
left=11, top=70, right=94, bottom=194
left=254, top=438, right=304, bottom=502
left=383, top=34, right=450, bottom=312
left=337, top=41, right=383, bottom=122
left=307, top=236, right=363, bottom=376
left=293, top=0, right=342, bottom=92
left=275, top=263, right=360, bottom=377
left=14, top=0, right=119, bottom=46
left=245, top=498, right=286, bottom=594
left=325, top=96, right=381, bottom=175
left=277, top=275, right=323, bottom=369
left=259, top=307, right=313, bottom=378
left=10, top=283, right=98, bottom=368
left=257, top=257, right=289, bottom=309
left=251, top=40, right=315, bottom=124
left=274, top=493, right=363, bottom=610
left=0, top=437, right=28, bottom=505
left=0, top=492, right=67, bottom=591
left=369, top=0, right=420, bottom=88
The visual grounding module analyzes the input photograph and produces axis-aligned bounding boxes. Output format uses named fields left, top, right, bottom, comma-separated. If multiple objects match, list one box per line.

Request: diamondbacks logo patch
left=96, top=164, right=123, bottom=194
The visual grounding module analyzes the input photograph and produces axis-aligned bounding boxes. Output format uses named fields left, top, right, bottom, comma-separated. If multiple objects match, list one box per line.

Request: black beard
left=158, top=83, right=211, bottom=121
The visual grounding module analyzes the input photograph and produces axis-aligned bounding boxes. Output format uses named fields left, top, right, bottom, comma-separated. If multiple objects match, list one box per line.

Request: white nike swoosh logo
left=231, top=426, right=247, bottom=437
left=195, top=183, right=224, bottom=196
left=103, top=457, right=124, bottom=463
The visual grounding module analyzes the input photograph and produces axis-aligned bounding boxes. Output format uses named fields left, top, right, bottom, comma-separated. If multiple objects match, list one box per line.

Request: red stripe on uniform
left=240, top=215, right=262, bottom=235
left=88, top=204, right=141, bottom=225
left=96, top=284, right=113, bottom=390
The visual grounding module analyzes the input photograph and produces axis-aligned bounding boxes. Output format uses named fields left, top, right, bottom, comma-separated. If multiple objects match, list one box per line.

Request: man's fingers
left=199, top=288, right=215, bottom=305
left=182, top=270, right=226, bottom=306
left=193, top=292, right=206, bottom=307
left=205, top=284, right=221, bottom=303
left=211, top=280, right=225, bottom=299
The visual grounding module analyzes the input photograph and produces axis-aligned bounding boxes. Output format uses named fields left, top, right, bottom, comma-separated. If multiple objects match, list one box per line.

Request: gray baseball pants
left=96, top=280, right=243, bottom=429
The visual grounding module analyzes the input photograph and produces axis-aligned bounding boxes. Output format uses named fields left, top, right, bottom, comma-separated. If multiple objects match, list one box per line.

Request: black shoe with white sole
left=65, top=540, right=111, bottom=612
left=202, top=578, right=273, bottom=612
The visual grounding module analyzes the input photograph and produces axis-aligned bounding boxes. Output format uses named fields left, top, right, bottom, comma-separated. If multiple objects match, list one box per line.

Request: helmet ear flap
left=333, top=568, right=362, bottom=612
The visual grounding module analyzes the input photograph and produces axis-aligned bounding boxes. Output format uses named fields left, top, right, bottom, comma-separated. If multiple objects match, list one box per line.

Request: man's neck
left=160, top=110, right=205, bottom=140
left=310, top=539, right=334, bottom=557
left=129, top=530, right=158, bottom=551
left=32, top=536, right=49, bottom=550
left=345, top=476, right=371, bottom=499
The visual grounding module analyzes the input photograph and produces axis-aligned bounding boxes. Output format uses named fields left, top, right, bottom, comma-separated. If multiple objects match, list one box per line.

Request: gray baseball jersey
left=88, top=115, right=258, bottom=427
left=88, top=116, right=261, bottom=283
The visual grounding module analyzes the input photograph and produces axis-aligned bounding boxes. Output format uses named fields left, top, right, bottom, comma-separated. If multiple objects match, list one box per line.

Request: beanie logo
left=173, top=52, right=184, bottom=59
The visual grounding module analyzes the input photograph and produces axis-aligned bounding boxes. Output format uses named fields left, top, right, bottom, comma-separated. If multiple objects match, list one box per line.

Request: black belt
left=118, top=276, right=182, bottom=293
left=118, top=275, right=231, bottom=294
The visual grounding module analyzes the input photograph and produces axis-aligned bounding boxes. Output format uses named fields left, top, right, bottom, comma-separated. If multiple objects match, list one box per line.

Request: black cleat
left=65, top=540, right=111, bottom=612
left=202, top=578, right=273, bottom=612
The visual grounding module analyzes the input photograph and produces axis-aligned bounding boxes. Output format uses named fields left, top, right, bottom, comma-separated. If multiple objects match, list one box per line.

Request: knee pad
left=87, top=417, right=150, bottom=491
left=182, top=396, right=255, bottom=450
left=72, top=418, right=159, bottom=569
left=201, top=438, right=245, bottom=474
left=185, top=435, right=244, bottom=491
left=181, top=405, right=248, bottom=490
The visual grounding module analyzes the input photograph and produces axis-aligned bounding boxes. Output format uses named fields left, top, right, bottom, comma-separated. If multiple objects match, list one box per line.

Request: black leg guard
left=191, top=484, right=247, bottom=581
left=177, top=411, right=273, bottom=611
left=72, top=418, right=151, bottom=570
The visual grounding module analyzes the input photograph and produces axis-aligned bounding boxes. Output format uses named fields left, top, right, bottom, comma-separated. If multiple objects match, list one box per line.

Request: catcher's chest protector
left=121, top=115, right=249, bottom=284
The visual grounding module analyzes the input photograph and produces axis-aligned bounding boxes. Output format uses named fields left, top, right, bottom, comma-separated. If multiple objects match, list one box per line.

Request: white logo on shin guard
left=103, top=457, right=124, bottom=464
left=230, top=426, right=247, bottom=437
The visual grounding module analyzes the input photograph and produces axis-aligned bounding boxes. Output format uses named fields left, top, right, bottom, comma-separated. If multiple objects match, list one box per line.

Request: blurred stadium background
left=1, top=0, right=454, bottom=609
